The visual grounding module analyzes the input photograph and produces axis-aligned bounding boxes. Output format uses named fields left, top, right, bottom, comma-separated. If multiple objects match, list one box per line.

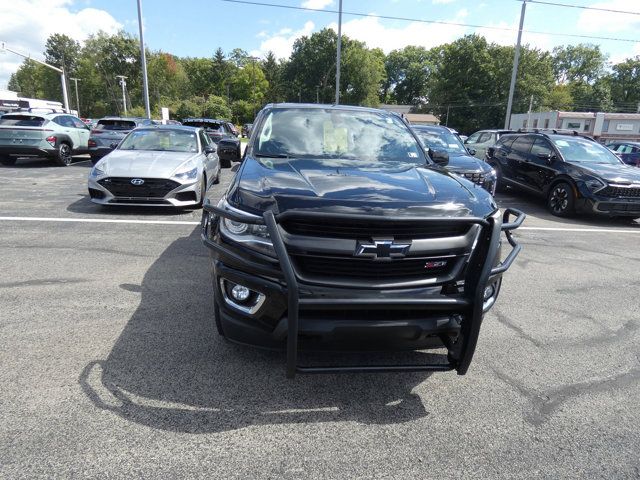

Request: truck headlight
left=218, top=199, right=274, bottom=256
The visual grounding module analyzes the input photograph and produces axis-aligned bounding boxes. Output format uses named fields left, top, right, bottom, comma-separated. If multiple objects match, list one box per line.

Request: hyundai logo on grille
left=130, top=178, right=145, bottom=186
left=355, top=239, right=411, bottom=260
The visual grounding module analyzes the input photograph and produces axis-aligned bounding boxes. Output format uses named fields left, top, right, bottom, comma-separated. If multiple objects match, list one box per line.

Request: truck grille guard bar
left=203, top=203, right=525, bottom=378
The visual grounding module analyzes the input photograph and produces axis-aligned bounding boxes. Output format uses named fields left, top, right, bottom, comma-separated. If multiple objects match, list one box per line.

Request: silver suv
left=0, top=110, right=90, bottom=166
left=464, top=129, right=513, bottom=160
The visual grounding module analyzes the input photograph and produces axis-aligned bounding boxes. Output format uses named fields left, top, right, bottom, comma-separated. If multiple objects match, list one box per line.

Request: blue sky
left=2, top=0, right=640, bottom=89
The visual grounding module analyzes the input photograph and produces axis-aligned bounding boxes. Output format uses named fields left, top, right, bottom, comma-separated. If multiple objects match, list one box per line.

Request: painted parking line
left=0, top=216, right=199, bottom=226
left=0, top=215, right=638, bottom=233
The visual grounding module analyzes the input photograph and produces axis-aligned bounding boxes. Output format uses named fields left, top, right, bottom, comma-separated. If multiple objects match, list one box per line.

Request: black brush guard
left=203, top=203, right=525, bottom=378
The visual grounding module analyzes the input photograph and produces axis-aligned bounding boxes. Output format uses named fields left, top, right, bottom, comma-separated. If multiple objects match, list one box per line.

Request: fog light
left=483, top=284, right=495, bottom=301
left=231, top=284, right=251, bottom=302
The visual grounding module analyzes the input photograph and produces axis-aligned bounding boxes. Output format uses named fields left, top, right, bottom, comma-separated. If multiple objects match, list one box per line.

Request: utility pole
left=504, top=0, right=527, bottom=129
left=137, top=0, right=151, bottom=118
left=335, top=0, right=343, bottom=105
left=70, top=77, right=81, bottom=117
left=1, top=41, right=70, bottom=111
left=316, top=85, right=320, bottom=104
left=445, top=105, right=450, bottom=126
left=116, top=75, right=128, bottom=116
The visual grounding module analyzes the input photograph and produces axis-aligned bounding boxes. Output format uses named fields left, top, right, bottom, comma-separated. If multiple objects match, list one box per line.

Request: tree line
left=8, top=30, right=640, bottom=133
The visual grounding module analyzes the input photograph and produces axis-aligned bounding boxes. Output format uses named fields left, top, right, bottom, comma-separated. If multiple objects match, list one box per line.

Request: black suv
left=486, top=130, right=640, bottom=218
left=202, top=104, right=524, bottom=378
left=181, top=118, right=240, bottom=168
left=412, top=125, right=497, bottom=194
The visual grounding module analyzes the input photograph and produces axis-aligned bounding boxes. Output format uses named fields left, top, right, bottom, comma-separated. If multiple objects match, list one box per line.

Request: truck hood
left=228, top=156, right=497, bottom=218
left=98, top=150, right=198, bottom=178
left=445, top=153, right=493, bottom=174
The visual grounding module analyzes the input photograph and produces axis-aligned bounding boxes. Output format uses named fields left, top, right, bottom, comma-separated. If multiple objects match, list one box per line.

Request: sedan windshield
left=254, top=108, right=425, bottom=166
left=119, top=129, right=198, bottom=153
left=551, top=136, right=622, bottom=165
left=415, top=129, right=468, bottom=155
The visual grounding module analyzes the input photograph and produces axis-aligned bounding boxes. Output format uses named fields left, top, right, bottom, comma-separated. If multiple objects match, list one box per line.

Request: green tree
left=7, top=61, right=47, bottom=99
left=230, top=62, right=268, bottom=110
left=202, top=95, right=232, bottom=119
left=609, top=57, right=640, bottom=110
left=181, top=57, right=215, bottom=97
left=383, top=46, right=433, bottom=104
left=262, top=51, right=286, bottom=103
left=552, top=44, right=608, bottom=84
left=231, top=99, right=254, bottom=124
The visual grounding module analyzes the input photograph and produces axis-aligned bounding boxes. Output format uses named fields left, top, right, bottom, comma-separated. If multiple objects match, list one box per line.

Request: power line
left=220, top=0, right=640, bottom=44
left=524, top=0, right=640, bottom=16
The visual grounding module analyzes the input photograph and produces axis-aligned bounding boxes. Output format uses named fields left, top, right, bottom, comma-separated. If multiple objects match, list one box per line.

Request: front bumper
left=202, top=204, right=525, bottom=377
left=88, top=176, right=201, bottom=207
left=575, top=186, right=640, bottom=217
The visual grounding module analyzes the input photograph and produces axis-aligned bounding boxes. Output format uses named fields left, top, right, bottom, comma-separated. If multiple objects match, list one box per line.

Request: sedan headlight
left=173, top=161, right=198, bottom=181
left=585, top=177, right=607, bottom=193
left=217, top=199, right=274, bottom=256
left=90, top=165, right=106, bottom=177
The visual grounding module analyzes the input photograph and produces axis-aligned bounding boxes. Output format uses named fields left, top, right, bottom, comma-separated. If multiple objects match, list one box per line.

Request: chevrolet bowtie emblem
left=355, top=239, right=411, bottom=260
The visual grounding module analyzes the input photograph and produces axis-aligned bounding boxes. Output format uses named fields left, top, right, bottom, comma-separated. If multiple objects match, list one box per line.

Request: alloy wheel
left=549, top=185, right=569, bottom=213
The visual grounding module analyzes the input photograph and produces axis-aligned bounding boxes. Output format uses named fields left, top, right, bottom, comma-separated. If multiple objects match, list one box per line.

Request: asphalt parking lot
left=1, top=157, right=639, bottom=479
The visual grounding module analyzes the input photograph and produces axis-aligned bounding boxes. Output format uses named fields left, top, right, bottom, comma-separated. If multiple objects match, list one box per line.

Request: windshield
left=118, top=129, right=198, bottom=153
left=254, top=108, right=425, bottom=166
left=414, top=129, right=468, bottom=155
left=183, top=121, right=223, bottom=132
left=0, top=115, right=46, bottom=127
left=551, top=136, right=622, bottom=165
left=96, top=119, right=137, bottom=131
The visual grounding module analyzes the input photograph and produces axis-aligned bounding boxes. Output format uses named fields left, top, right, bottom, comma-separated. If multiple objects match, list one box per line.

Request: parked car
left=606, top=141, right=640, bottom=167
left=0, top=110, right=90, bottom=166
left=201, top=103, right=524, bottom=378
left=181, top=118, right=241, bottom=168
left=89, top=117, right=154, bottom=164
left=412, top=125, right=497, bottom=194
left=486, top=131, right=640, bottom=218
left=88, top=125, right=220, bottom=208
left=226, top=122, right=239, bottom=136
left=241, top=123, right=253, bottom=138
left=464, top=129, right=512, bottom=159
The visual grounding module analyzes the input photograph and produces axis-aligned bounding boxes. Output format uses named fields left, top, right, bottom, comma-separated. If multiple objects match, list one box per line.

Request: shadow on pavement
left=79, top=228, right=434, bottom=433
left=0, top=156, right=92, bottom=169
left=66, top=195, right=199, bottom=217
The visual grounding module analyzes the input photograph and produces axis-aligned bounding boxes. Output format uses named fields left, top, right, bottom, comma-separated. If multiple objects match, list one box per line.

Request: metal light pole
left=335, top=0, right=343, bottom=105
left=1, top=41, right=70, bottom=111
left=137, top=0, right=151, bottom=118
left=116, top=75, right=128, bottom=116
left=70, top=77, right=81, bottom=117
left=504, top=0, right=528, bottom=129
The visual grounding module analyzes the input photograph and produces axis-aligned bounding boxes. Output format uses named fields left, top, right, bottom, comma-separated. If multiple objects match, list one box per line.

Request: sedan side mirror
left=537, top=152, right=553, bottom=163
left=467, top=148, right=477, bottom=156
left=429, top=149, right=449, bottom=166
left=204, top=145, right=217, bottom=155
left=109, top=142, right=119, bottom=149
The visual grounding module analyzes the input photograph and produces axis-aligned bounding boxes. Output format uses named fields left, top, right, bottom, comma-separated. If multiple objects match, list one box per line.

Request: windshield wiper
left=254, top=153, right=289, bottom=158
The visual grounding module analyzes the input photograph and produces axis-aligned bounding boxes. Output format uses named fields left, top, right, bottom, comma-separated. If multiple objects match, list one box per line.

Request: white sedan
left=88, top=125, right=221, bottom=208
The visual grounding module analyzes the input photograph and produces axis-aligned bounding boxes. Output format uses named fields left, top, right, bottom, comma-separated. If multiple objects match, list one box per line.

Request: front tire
left=0, top=156, right=17, bottom=166
left=54, top=143, right=73, bottom=166
left=220, top=156, right=231, bottom=168
left=196, top=175, right=207, bottom=208
left=547, top=181, right=575, bottom=217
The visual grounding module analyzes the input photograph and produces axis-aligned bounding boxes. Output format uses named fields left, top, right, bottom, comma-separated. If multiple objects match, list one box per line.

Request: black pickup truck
left=202, top=104, right=524, bottom=378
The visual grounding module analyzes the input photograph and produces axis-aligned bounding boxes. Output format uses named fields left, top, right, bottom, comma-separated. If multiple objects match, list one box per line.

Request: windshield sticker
left=408, top=152, right=418, bottom=158
left=323, top=121, right=348, bottom=153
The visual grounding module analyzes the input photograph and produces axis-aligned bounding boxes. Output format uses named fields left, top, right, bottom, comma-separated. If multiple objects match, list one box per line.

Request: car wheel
left=54, top=143, right=73, bottom=166
left=221, top=156, right=231, bottom=168
left=0, top=156, right=17, bottom=166
left=547, top=181, right=575, bottom=217
left=196, top=175, right=207, bottom=209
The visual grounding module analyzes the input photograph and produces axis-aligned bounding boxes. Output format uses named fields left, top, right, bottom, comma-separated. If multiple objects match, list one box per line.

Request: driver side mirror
left=204, top=145, right=217, bottom=155
left=467, top=148, right=477, bottom=156
left=537, top=152, right=554, bottom=163
left=109, top=142, right=119, bottom=149
left=429, top=149, right=449, bottom=166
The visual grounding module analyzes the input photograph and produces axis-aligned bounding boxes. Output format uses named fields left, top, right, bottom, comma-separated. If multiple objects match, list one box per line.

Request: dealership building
left=509, top=110, right=640, bottom=142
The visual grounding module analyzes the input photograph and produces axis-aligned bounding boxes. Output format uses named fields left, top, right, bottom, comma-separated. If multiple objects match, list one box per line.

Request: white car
left=88, top=125, right=221, bottom=208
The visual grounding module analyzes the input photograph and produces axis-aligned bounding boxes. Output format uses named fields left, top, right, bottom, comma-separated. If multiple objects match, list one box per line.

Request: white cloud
left=0, top=0, right=121, bottom=89
left=432, top=0, right=456, bottom=4
left=326, top=9, right=470, bottom=53
left=301, top=0, right=334, bottom=9
left=251, top=21, right=315, bottom=59
left=577, top=0, right=640, bottom=33
left=479, top=18, right=552, bottom=52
